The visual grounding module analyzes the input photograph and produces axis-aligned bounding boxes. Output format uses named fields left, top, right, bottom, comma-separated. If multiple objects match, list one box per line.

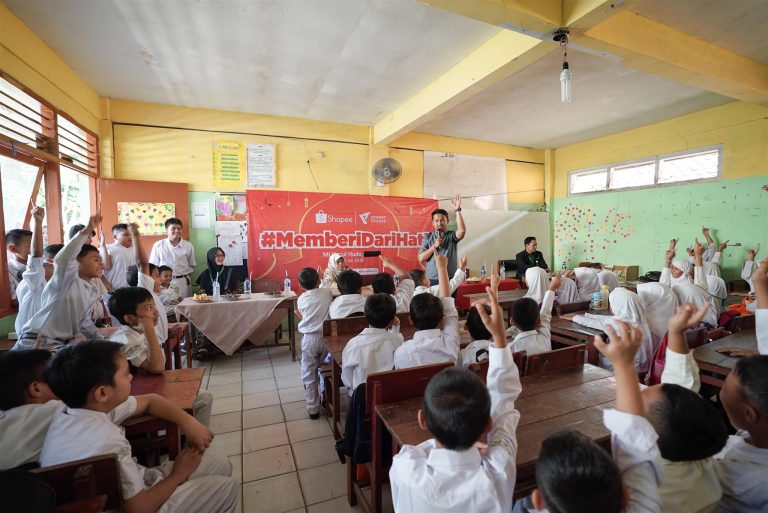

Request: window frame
left=567, top=145, right=723, bottom=197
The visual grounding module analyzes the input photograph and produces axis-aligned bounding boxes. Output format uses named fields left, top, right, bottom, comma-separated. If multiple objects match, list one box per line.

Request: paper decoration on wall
left=554, top=204, right=634, bottom=263
left=212, top=141, right=244, bottom=187
left=215, top=194, right=248, bottom=221
left=117, top=202, right=176, bottom=236
left=246, top=143, right=276, bottom=188
left=215, top=220, right=248, bottom=266
left=191, top=202, right=210, bottom=229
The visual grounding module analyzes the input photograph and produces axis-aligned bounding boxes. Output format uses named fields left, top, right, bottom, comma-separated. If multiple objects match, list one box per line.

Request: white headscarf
left=636, top=282, right=679, bottom=351
left=323, top=253, right=345, bottom=286
left=555, top=276, right=579, bottom=304
left=672, top=283, right=718, bottom=327
left=702, top=261, right=721, bottom=278
left=598, top=270, right=620, bottom=292
left=574, top=267, right=600, bottom=302
left=524, top=267, right=549, bottom=304
left=669, top=259, right=693, bottom=285
left=606, top=288, right=654, bottom=374
left=704, top=275, right=728, bottom=316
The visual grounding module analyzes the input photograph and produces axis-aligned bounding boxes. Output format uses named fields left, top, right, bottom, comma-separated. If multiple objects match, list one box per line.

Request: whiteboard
left=423, top=151, right=507, bottom=210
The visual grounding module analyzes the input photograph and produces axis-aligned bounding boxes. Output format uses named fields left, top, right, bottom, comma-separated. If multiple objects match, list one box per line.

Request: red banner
left=246, top=191, right=437, bottom=292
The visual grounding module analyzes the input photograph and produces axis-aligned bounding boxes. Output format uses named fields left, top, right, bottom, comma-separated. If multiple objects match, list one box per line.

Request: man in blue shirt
left=418, top=194, right=466, bottom=285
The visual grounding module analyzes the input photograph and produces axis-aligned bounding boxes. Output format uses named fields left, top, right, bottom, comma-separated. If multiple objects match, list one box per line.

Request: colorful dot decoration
left=554, top=204, right=634, bottom=262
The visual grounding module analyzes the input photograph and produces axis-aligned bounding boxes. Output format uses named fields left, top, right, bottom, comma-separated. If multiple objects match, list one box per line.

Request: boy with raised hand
left=6, top=227, right=32, bottom=304
left=411, top=255, right=468, bottom=297
left=509, top=272, right=562, bottom=356
left=40, top=341, right=238, bottom=513
left=393, top=253, right=460, bottom=369
left=390, top=270, right=522, bottom=512
left=14, top=206, right=47, bottom=334
left=14, top=212, right=104, bottom=351
left=374, top=255, right=415, bottom=313
left=525, top=320, right=662, bottom=513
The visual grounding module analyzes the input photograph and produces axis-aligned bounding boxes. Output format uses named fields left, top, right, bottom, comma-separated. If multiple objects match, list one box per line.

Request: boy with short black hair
left=158, top=264, right=181, bottom=317
left=102, top=222, right=136, bottom=289
left=390, top=273, right=521, bottom=512
left=341, top=293, right=403, bottom=390
left=328, top=269, right=366, bottom=318
left=108, top=286, right=166, bottom=374
left=394, top=254, right=460, bottom=369
left=0, top=349, right=64, bottom=470
left=40, top=341, right=238, bottom=513
left=6, top=228, right=32, bottom=302
left=508, top=273, right=561, bottom=355
left=15, top=206, right=48, bottom=334
left=411, top=255, right=467, bottom=297
left=458, top=304, right=492, bottom=365
left=297, top=267, right=334, bottom=419
left=372, top=255, right=415, bottom=313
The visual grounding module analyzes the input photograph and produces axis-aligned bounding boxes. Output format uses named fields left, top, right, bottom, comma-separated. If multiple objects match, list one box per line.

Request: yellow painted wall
left=0, top=2, right=100, bottom=133
left=553, top=101, right=768, bottom=198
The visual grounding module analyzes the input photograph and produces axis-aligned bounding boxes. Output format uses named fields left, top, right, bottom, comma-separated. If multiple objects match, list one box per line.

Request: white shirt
left=390, top=345, right=522, bottom=513
left=0, top=400, right=65, bottom=470
left=715, top=431, right=768, bottom=513
left=159, top=284, right=181, bottom=315
left=7, top=251, right=26, bottom=300
left=14, top=256, right=46, bottom=334
left=459, top=339, right=490, bottom=366
left=392, top=279, right=415, bottom=314
left=297, top=287, right=333, bottom=333
left=741, top=260, right=757, bottom=293
left=413, top=269, right=466, bottom=297
left=394, top=297, right=460, bottom=369
left=341, top=327, right=404, bottom=390
left=510, top=290, right=554, bottom=355
left=104, top=243, right=136, bottom=289
left=40, top=397, right=164, bottom=500
left=149, top=239, right=196, bottom=277
left=138, top=271, right=168, bottom=342
left=17, top=229, right=101, bottom=346
left=328, top=293, right=366, bottom=320
left=108, top=324, right=158, bottom=369
left=756, top=309, right=768, bottom=355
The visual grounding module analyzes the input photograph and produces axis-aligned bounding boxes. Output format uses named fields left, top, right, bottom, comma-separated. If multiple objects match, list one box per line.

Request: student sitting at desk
left=523, top=267, right=550, bottom=304
left=373, top=255, right=415, bottom=314
left=40, top=341, right=238, bottom=513
left=459, top=304, right=492, bottom=366
left=410, top=255, right=467, bottom=297
left=636, top=282, right=679, bottom=353
left=509, top=273, right=561, bottom=356
left=328, top=270, right=366, bottom=319
left=390, top=272, right=522, bottom=512
left=5, top=227, right=32, bottom=305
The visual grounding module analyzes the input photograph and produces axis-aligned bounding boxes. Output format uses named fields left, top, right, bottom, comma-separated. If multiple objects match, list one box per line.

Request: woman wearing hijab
left=573, top=288, right=655, bottom=374
left=672, top=282, right=718, bottom=328
left=322, top=253, right=348, bottom=288
left=524, top=267, right=549, bottom=304
left=597, top=270, right=620, bottom=292
left=573, top=267, right=600, bottom=302
left=196, top=247, right=243, bottom=295
left=555, top=275, right=579, bottom=304
left=637, top=282, right=679, bottom=352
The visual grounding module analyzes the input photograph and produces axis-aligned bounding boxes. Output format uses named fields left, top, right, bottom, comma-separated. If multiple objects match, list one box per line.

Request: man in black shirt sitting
left=515, top=236, right=549, bottom=280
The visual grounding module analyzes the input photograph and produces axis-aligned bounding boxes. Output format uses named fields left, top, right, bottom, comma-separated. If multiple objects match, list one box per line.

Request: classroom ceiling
left=3, top=0, right=765, bottom=149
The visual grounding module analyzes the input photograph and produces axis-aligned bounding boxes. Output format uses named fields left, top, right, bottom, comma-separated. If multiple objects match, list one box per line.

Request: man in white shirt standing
left=102, top=223, right=136, bottom=290
left=150, top=217, right=196, bottom=298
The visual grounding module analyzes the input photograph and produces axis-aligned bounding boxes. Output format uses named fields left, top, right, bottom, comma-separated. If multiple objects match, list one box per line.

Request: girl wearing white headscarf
left=322, top=253, right=347, bottom=287
left=597, top=270, right=620, bottom=292
left=524, top=267, right=549, bottom=304
left=636, top=282, right=679, bottom=352
left=574, top=267, right=600, bottom=302
left=573, top=288, right=654, bottom=374
left=555, top=276, right=579, bottom=304
left=660, top=258, right=693, bottom=287
left=672, top=282, right=718, bottom=327
left=703, top=274, right=728, bottom=317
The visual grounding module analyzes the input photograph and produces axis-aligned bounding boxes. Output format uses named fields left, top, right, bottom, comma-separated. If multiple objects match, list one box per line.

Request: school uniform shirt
left=139, top=271, right=168, bottom=342
left=297, top=288, right=333, bottom=333
left=574, top=267, right=600, bottom=302
left=16, top=229, right=101, bottom=348
left=341, top=326, right=404, bottom=389
left=555, top=276, right=579, bottom=304
left=7, top=251, right=25, bottom=300
left=0, top=400, right=65, bottom=470
left=159, top=284, right=182, bottom=315
left=673, top=283, right=719, bottom=328
left=149, top=239, right=196, bottom=278
left=392, top=279, right=416, bottom=314
left=715, top=432, right=768, bottom=513
left=524, top=267, right=549, bottom=304
left=459, top=339, right=490, bottom=366
left=741, top=260, right=757, bottom=293
left=598, top=270, right=620, bottom=292
left=103, top=243, right=136, bottom=289
left=390, top=345, right=522, bottom=513
left=14, top=256, right=46, bottom=334
left=413, top=269, right=466, bottom=297
left=660, top=260, right=695, bottom=288
left=636, top=283, right=679, bottom=353
left=108, top=324, right=160, bottom=369
left=393, top=297, right=460, bottom=369
left=510, top=290, right=554, bottom=355
left=328, top=293, right=366, bottom=319
left=756, top=309, right=768, bottom=355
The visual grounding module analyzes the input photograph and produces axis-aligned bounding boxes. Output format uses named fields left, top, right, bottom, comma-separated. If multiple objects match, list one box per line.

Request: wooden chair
left=467, top=350, right=527, bottom=381
left=252, top=279, right=284, bottom=343
left=32, top=454, right=122, bottom=512
left=524, top=345, right=585, bottom=376
left=554, top=300, right=592, bottom=316
left=725, top=314, right=755, bottom=333
left=322, top=316, right=368, bottom=337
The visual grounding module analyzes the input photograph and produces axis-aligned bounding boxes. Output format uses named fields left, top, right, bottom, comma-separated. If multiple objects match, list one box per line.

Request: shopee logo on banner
left=246, top=191, right=438, bottom=292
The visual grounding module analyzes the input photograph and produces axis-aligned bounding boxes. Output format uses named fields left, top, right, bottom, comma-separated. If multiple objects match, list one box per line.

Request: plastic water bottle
left=562, top=260, right=567, bottom=272
left=212, top=280, right=221, bottom=302
left=499, top=262, right=506, bottom=278
left=243, top=278, right=251, bottom=298
left=394, top=274, right=400, bottom=287
left=480, top=262, right=487, bottom=279
left=283, top=271, right=292, bottom=296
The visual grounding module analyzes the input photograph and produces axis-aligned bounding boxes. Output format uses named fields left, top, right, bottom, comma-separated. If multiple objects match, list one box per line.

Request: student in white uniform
left=509, top=273, right=561, bottom=356
left=636, top=282, right=679, bottom=353
left=598, top=269, right=620, bottom=292
left=328, top=270, right=366, bottom=319
left=14, top=213, right=104, bottom=351
left=459, top=304, right=492, bottom=366
left=524, top=320, right=662, bottom=513
left=741, top=248, right=759, bottom=293
left=296, top=267, right=333, bottom=419
left=149, top=217, right=196, bottom=297
left=14, top=207, right=52, bottom=334
left=101, top=223, right=136, bottom=289
left=158, top=265, right=182, bottom=318
left=410, top=255, right=467, bottom=297
left=672, top=282, right=718, bottom=328
left=341, top=293, right=403, bottom=390
left=372, top=255, right=415, bottom=314
left=0, top=349, right=64, bottom=470
left=394, top=254, right=460, bottom=369
left=555, top=274, right=579, bottom=304
left=5, top=227, right=31, bottom=303
left=108, top=286, right=166, bottom=374
left=573, top=267, right=600, bottom=302
left=390, top=277, right=522, bottom=513
left=718, top=259, right=768, bottom=358
left=523, top=267, right=550, bottom=304
left=40, top=341, right=238, bottom=513
left=660, top=239, right=696, bottom=287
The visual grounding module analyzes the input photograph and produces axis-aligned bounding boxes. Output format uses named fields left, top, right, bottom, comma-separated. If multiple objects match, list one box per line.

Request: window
left=60, top=165, right=91, bottom=229
left=568, top=146, right=721, bottom=195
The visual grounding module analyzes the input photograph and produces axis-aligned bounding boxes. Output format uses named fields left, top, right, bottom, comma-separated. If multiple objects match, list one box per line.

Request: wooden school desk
left=455, top=279, right=522, bottom=311
left=693, top=329, right=757, bottom=388
left=374, top=364, right=616, bottom=503
left=125, top=368, right=205, bottom=459
left=549, top=314, right=605, bottom=365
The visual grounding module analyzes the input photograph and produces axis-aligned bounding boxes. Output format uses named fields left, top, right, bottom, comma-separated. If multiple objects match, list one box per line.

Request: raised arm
left=693, top=238, right=708, bottom=289
left=30, top=206, right=44, bottom=258
left=435, top=253, right=450, bottom=298
left=98, top=227, right=112, bottom=270
left=452, top=193, right=466, bottom=240
left=128, top=223, right=149, bottom=275
left=701, top=226, right=714, bottom=246
left=663, top=303, right=709, bottom=391
left=595, top=320, right=644, bottom=416
left=54, top=212, right=101, bottom=281
left=379, top=255, right=409, bottom=281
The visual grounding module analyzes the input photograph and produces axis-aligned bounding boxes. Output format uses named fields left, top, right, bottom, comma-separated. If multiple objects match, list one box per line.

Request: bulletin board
left=424, top=151, right=508, bottom=211
left=215, top=193, right=248, bottom=266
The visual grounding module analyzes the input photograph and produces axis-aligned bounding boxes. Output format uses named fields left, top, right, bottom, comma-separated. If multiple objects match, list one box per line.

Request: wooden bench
left=32, top=454, right=122, bottom=512
left=524, top=345, right=585, bottom=376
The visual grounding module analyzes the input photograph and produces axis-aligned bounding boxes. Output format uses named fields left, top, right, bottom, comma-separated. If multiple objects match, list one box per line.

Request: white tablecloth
left=175, top=292, right=293, bottom=355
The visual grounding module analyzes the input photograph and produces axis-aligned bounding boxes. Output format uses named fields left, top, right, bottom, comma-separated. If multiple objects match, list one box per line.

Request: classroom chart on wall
left=424, top=151, right=507, bottom=211
left=212, top=141, right=244, bottom=187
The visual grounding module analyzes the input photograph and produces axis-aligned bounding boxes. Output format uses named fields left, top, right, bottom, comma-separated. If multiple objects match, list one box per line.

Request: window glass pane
left=0, top=154, right=40, bottom=230
left=570, top=170, right=607, bottom=194
left=60, top=166, right=91, bottom=229
left=609, top=162, right=655, bottom=190
left=658, top=150, right=719, bottom=184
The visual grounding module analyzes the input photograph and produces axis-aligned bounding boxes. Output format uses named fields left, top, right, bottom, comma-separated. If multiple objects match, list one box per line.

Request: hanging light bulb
left=553, top=28, right=572, bottom=103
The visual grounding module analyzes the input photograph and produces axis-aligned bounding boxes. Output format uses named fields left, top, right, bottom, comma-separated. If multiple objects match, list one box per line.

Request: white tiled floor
left=197, top=346, right=365, bottom=513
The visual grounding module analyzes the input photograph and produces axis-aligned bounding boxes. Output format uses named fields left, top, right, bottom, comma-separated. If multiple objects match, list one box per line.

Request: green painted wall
left=187, top=191, right=217, bottom=289
left=0, top=314, right=16, bottom=339
left=553, top=176, right=768, bottom=280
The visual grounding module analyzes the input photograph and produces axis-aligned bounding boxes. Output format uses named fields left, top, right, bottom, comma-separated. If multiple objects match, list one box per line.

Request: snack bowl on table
left=223, top=293, right=241, bottom=301
left=192, top=293, right=213, bottom=303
